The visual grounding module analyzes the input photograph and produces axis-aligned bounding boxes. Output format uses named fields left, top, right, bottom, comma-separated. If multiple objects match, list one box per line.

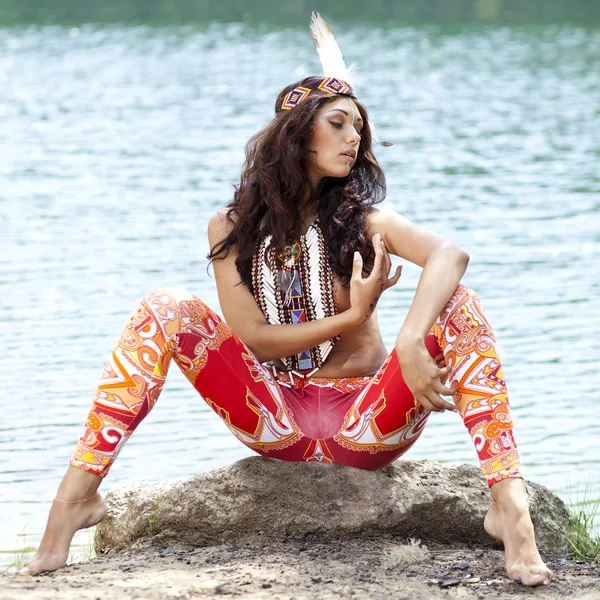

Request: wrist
left=395, top=330, right=425, bottom=354
left=344, top=306, right=365, bottom=328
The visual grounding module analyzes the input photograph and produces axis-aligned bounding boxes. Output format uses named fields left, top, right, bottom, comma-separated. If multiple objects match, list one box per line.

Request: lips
left=341, top=149, right=357, bottom=161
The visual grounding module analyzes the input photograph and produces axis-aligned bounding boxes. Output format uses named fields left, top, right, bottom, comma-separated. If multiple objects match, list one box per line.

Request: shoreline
left=2, top=536, right=599, bottom=599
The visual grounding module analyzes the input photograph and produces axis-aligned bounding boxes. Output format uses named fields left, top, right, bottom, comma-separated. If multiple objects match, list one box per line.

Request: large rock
left=95, top=457, right=569, bottom=554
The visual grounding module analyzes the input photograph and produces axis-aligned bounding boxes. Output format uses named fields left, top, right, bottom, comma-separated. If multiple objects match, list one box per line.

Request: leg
left=68, top=288, right=302, bottom=475
left=485, top=478, right=552, bottom=586
left=23, top=288, right=302, bottom=575
left=331, top=350, right=436, bottom=468
left=432, top=284, right=552, bottom=586
left=20, top=466, right=106, bottom=575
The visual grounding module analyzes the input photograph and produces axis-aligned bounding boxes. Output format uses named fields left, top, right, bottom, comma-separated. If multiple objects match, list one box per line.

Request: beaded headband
left=279, top=76, right=354, bottom=112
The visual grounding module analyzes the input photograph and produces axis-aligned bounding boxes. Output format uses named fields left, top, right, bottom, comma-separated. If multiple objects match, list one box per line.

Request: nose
left=347, top=128, right=360, bottom=146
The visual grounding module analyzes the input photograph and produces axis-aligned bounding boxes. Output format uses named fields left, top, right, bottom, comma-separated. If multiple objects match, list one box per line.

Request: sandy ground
left=1, top=536, right=599, bottom=600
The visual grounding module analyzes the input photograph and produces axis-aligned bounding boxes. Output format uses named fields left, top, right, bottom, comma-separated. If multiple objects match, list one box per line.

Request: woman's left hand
left=395, top=342, right=457, bottom=413
left=349, top=233, right=402, bottom=323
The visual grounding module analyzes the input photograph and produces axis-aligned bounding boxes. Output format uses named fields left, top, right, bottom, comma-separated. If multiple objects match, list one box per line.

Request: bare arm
left=368, top=209, right=470, bottom=412
left=369, top=210, right=469, bottom=345
left=209, top=212, right=392, bottom=364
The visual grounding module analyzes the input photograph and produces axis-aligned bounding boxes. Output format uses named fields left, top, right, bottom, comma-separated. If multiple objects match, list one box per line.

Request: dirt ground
left=1, top=536, right=599, bottom=600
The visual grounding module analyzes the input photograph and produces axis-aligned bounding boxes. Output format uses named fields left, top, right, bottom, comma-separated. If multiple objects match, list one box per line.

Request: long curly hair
left=209, top=76, right=386, bottom=289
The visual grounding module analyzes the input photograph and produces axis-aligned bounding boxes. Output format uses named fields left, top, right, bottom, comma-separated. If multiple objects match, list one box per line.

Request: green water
left=1, top=0, right=599, bottom=24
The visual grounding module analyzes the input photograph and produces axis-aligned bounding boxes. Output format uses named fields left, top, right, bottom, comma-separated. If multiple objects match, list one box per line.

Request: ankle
left=55, top=465, right=102, bottom=502
left=491, top=478, right=529, bottom=509
left=54, top=491, right=99, bottom=504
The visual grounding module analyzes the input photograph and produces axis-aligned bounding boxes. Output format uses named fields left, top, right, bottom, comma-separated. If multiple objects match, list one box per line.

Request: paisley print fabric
left=71, top=285, right=521, bottom=487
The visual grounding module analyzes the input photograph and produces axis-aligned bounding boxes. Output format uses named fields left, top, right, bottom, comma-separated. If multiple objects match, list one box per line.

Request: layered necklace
left=251, top=219, right=339, bottom=374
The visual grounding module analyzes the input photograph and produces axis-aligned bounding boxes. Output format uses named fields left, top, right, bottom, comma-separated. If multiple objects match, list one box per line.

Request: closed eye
left=329, top=121, right=343, bottom=129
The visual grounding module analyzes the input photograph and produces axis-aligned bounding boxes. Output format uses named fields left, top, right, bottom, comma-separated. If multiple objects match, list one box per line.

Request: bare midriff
left=271, top=274, right=390, bottom=378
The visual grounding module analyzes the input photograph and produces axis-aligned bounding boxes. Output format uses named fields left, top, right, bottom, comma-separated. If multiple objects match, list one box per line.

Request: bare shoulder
left=366, top=207, right=389, bottom=232
left=365, top=207, right=411, bottom=236
left=207, top=209, right=236, bottom=249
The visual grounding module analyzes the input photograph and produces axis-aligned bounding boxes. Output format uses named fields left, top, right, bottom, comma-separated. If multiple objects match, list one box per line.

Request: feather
left=309, top=13, right=391, bottom=146
left=310, top=12, right=352, bottom=84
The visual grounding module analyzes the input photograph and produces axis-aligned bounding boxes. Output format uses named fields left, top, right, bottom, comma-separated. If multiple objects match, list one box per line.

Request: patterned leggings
left=71, top=284, right=522, bottom=487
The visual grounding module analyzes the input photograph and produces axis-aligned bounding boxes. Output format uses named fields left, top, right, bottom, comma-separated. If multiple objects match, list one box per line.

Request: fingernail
left=354, top=251, right=360, bottom=260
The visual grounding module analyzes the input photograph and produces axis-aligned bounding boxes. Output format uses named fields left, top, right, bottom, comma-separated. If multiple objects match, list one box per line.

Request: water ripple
left=1, top=22, right=599, bottom=559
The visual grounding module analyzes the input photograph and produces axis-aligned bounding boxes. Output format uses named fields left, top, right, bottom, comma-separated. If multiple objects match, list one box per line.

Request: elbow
left=240, top=323, right=284, bottom=365
left=249, top=349, right=268, bottom=364
left=245, top=340, right=271, bottom=365
left=457, top=247, right=470, bottom=267
left=235, top=323, right=269, bottom=364
left=244, top=341, right=263, bottom=363
left=248, top=343, right=286, bottom=366
left=438, top=243, right=470, bottom=269
left=456, top=247, right=470, bottom=274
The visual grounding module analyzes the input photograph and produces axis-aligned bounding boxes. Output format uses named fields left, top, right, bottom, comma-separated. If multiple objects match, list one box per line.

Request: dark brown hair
left=209, top=76, right=386, bottom=288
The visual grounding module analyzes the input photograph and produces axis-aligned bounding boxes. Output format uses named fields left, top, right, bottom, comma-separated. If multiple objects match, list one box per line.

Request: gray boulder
left=95, top=457, right=569, bottom=554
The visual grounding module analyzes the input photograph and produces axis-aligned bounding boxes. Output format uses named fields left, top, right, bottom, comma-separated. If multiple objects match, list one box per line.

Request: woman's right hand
left=349, top=233, right=402, bottom=324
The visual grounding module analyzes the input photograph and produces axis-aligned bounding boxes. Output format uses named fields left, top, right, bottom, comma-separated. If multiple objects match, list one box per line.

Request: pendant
left=280, top=269, right=300, bottom=306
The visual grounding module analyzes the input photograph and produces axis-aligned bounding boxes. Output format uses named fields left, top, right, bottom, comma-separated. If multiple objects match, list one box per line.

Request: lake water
left=1, top=22, right=599, bottom=563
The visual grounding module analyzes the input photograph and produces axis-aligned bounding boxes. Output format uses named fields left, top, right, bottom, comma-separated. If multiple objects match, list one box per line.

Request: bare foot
left=484, top=478, right=553, bottom=586
left=20, top=467, right=107, bottom=576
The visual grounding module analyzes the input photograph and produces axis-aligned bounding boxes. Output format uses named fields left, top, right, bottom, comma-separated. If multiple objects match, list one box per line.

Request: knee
left=455, top=283, right=472, bottom=295
left=453, top=284, right=479, bottom=303
left=144, top=289, right=216, bottom=327
left=145, top=288, right=198, bottom=306
left=435, top=284, right=480, bottom=328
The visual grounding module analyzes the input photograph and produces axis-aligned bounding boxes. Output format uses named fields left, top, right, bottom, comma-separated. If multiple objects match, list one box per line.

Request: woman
left=23, top=18, right=552, bottom=587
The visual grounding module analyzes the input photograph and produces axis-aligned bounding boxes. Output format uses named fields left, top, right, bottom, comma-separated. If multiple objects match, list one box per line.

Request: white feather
left=310, top=12, right=352, bottom=84
left=309, top=13, right=390, bottom=145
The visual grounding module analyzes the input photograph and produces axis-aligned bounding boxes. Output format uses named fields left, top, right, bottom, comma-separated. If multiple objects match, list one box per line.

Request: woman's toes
left=511, top=565, right=553, bottom=586
left=17, top=555, right=67, bottom=576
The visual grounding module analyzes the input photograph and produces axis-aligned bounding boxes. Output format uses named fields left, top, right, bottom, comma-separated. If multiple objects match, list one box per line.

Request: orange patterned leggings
left=71, top=284, right=522, bottom=487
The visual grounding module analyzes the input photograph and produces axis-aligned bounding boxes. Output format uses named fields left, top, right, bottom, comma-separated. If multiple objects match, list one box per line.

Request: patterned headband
left=278, top=76, right=355, bottom=113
